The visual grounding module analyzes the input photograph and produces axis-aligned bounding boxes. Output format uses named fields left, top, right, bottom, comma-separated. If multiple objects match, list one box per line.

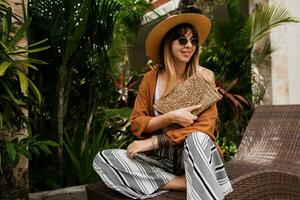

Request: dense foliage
left=0, top=0, right=57, bottom=198
left=28, top=0, right=150, bottom=190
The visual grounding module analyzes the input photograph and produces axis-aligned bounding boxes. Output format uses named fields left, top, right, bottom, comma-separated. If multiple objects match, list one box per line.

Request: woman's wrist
left=165, top=111, right=176, bottom=124
left=151, top=134, right=171, bottom=149
left=151, top=135, right=159, bottom=149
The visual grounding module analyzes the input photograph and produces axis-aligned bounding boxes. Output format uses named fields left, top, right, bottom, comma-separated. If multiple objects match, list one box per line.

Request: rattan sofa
left=86, top=105, right=300, bottom=199
left=224, top=105, right=300, bottom=199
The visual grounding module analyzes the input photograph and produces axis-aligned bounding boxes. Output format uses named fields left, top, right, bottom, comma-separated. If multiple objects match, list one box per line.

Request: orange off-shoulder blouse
left=130, top=67, right=221, bottom=156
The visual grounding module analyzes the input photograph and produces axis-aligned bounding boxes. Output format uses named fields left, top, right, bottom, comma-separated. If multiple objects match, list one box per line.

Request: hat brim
left=145, top=13, right=211, bottom=64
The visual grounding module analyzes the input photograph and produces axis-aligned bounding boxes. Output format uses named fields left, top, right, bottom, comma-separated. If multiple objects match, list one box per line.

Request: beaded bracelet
left=157, top=134, right=171, bottom=148
left=151, top=135, right=159, bottom=149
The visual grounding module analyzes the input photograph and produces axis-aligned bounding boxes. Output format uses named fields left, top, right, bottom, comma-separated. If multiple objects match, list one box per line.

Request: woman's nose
left=185, top=40, right=193, bottom=47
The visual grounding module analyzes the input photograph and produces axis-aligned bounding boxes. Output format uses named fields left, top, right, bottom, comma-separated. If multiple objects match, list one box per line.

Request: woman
left=93, top=11, right=233, bottom=200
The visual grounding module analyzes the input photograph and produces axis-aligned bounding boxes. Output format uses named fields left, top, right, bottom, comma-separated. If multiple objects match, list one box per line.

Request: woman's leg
left=184, top=133, right=232, bottom=200
left=160, top=175, right=186, bottom=191
left=93, top=149, right=175, bottom=199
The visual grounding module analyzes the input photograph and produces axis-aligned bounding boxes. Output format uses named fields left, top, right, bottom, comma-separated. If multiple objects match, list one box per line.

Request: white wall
left=286, top=0, right=300, bottom=104
left=270, top=0, right=300, bottom=104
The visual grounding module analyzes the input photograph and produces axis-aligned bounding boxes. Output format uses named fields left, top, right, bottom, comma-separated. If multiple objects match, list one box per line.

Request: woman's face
left=170, top=28, right=197, bottom=65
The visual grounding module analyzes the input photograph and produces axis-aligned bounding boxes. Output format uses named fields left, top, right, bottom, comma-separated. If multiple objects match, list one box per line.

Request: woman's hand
left=170, top=105, right=200, bottom=127
left=126, top=137, right=156, bottom=159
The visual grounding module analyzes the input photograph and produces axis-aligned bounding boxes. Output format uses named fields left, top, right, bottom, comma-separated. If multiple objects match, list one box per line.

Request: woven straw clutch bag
left=153, top=71, right=222, bottom=116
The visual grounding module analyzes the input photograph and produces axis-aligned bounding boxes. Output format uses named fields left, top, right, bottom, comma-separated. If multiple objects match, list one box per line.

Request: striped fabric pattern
left=93, top=132, right=232, bottom=199
left=184, top=133, right=233, bottom=200
left=93, top=149, right=175, bottom=199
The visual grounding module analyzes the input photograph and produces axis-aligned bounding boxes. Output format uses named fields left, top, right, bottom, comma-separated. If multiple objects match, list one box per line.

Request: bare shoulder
left=196, top=65, right=215, bottom=83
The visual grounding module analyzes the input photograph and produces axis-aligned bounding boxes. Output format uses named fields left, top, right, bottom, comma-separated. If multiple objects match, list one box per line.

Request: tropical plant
left=0, top=0, right=57, bottom=198
left=200, top=0, right=298, bottom=160
left=195, top=0, right=226, bottom=16
left=0, top=135, right=57, bottom=199
left=63, top=107, right=133, bottom=185
left=28, top=0, right=150, bottom=189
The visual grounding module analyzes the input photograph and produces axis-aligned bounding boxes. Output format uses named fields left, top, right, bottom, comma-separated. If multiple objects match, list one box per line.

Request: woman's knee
left=186, top=132, right=209, bottom=147
left=93, top=149, right=123, bottom=169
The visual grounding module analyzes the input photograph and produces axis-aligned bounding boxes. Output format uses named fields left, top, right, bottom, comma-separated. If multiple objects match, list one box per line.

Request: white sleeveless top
left=154, top=79, right=161, bottom=116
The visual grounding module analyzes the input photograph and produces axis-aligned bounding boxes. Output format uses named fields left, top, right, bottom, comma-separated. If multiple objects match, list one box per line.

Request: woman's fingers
left=126, top=139, right=154, bottom=158
left=127, top=145, right=141, bottom=158
left=185, top=104, right=202, bottom=112
left=189, top=113, right=198, bottom=120
left=128, top=149, right=138, bottom=159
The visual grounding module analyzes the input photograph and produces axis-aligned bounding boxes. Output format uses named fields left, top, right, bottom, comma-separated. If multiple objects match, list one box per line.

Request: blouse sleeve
left=166, top=103, right=218, bottom=143
left=130, top=75, right=154, bottom=138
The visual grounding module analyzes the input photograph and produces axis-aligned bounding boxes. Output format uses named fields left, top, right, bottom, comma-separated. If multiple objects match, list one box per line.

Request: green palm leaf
left=0, top=40, right=8, bottom=51
left=6, top=142, right=17, bottom=162
left=0, top=60, right=11, bottom=76
left=28, top=78, right=42, bottom=105
left=65, top=1, right=90, bottom=60
left=247, top=3, right=299, bottom=46
left=27, top=38, right=48, bottom=48
left=1, top=81, right=26, bottom=105
left=1, top=10, right=9, bottom=43
left=15, top=69, right=28, bottom=95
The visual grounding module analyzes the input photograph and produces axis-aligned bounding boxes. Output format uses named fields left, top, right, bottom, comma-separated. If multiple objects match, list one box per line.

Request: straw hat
left=145, top=13, right=211, bottom=64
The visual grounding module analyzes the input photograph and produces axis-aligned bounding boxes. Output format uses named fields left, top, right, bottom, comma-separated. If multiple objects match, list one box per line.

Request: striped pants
left=93, top=132, right=233, bottom=199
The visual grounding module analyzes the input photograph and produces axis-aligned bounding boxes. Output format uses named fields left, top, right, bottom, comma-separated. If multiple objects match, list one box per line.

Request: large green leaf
left=28, top=78, right=42, bottom=105
left=27, top=38, right=48, bottom=48
left=0, top=40, right=8, bottom=51
left=0, top=60, right=11, bottom=76
left=14, top=61, right=38, bottom=70
left=1, top=12, right=9, bottom=43
left=27, top=58, right=48, bottom=65
left=1, top=80, right=26, bottom=105
left=6, top=142, right=17, bottom=162
left=15, top=69, right=28, bottom=95
left=64, top=133, right=81, bottom=173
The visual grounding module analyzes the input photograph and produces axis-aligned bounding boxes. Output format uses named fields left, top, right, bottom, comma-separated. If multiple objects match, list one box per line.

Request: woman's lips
left=182, top=51, right=192, bottom=57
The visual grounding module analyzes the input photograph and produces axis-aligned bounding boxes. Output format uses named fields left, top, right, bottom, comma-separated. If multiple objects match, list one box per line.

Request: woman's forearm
left=144, top=112, right=175, bottom=133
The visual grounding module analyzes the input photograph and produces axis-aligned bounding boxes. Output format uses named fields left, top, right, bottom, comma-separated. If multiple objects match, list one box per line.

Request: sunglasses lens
left=178, top=37, right=199, bottom=46
left=178, top=37, right=188, bottom=45
left=191, top=38, right=199, bottom=45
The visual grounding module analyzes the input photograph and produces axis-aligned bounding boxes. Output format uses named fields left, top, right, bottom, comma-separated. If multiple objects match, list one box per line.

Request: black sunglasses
left=177, top=37, right=199, bottom=46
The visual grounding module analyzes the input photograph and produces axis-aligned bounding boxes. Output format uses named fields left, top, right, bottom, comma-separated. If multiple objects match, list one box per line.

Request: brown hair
left=159, top=23, right=200, bottom=97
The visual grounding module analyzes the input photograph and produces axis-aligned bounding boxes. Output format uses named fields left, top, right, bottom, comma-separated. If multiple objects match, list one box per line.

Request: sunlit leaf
left=27, top=38, right=48, bottom=48
left=0, top=61, right=11, bottom=76
left=16, top=70, right=28, bottom=95
left=6, top=142, right=16, bottom=161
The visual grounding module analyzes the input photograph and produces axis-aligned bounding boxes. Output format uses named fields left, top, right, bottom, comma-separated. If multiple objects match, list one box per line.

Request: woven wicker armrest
left=225, top=170, right=300, bottom=200
left=224, top=105, right=300, bottom=200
